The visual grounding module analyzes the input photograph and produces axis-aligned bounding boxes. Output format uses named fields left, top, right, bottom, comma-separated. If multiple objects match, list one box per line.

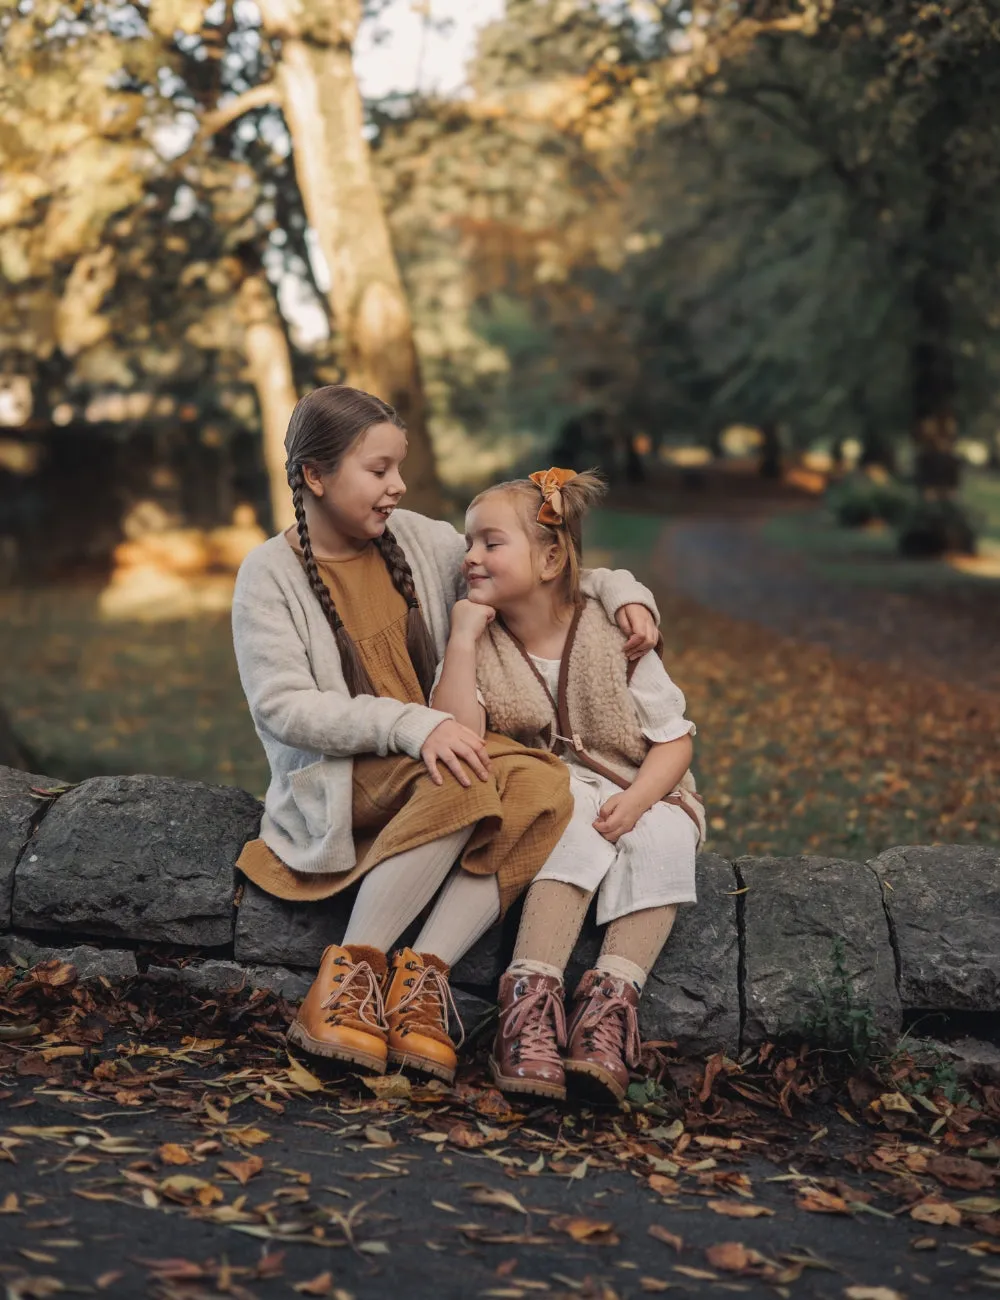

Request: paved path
left=659, top=514, right=1000, bottom=693
left=0, top=1082, right=989, bottom=1300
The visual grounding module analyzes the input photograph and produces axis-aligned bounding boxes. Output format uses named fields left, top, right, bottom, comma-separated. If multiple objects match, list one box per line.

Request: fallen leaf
left=470, top=1187, right=528, bottom=1215
left=648, top=1225, right=683, bottom=1251
left=95, top=1273, right=124, bottom=1290
left=648, top=1174, right=678, bottom=1197
left=673, top=1264, right=718, bottom=1280
left=363, top=1126, right=394, bottom=1148
left=285, top=1056, right=324, bottom=1092
left=157, top=1143, right=193, bottom=1166
left=874, top=1091, right=916, bottom=1115
left=796, top=1188, right=850, bottom=1214
left=549, top=1216, right=619, bottom=1246
left=1, top=1192, right=20, bottom=1213
left=158, top=1174, right=223, bottom=1206
left=707, top=1200, right=774, bottom=1218
left=706, top=1242, right=755, bottom=1272
left=639, top=1280, right=671, bottom=1293
left=954, top=1197, right=1000, bottom=1214
left=927, top=1155, right=993, bottom=1191
left=447, top=1124, right=498, bottom=1149
left=843, top=1289, right=905, bottom=1300
left=358, top=1241, right=390, bottom=1255
left=293, top=1273, right=334, bottom=1296
left=362, top=1074, right=411, bottom=1101
left=910, top=1199, right=962, bottom=1227
left=227, top=1127, right=271, bottom=1147
left=218, top=1155, right=263, bottom=1185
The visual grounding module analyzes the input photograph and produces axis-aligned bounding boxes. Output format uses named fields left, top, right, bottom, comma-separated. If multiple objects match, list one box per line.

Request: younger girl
left=432, top=468, right=704, bottom=1102
left=232, top=389, right=658, bottom=1085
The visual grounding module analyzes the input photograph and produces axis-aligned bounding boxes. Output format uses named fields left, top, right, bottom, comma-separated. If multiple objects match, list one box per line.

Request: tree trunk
left=911, top=116, right=960, bottom=496
left=238, top=274, right=297, bottom=532
left=255, top=0, right=442, bottom=515
left=758, top=421, right=783, bottom=478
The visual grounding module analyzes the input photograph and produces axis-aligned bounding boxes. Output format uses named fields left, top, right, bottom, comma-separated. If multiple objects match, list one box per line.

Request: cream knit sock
left=342, top=827, right=475, bottom=953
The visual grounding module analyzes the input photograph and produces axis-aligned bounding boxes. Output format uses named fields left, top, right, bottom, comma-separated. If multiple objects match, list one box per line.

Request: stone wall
left=2, top=766, right=998, bottom=1055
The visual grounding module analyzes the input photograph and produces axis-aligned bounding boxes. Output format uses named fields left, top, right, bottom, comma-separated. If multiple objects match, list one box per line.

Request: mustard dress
left=237, top=542, right=572, bottom=915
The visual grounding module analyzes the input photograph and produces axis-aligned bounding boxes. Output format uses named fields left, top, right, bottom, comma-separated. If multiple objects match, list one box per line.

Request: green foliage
left=826, top=475, right=913, bottom=530
left=897, top=498, right=978, bottom=560
left=803, top=936, right=878, bottom=1066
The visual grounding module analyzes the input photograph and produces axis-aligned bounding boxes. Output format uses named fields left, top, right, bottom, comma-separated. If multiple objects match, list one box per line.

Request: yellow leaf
left=218, top=1155, right=263, bottom=1185
left=910, top=1199, right=961, bottom=1227
left=875, top=1091, right=916, bottom=1115
left=227, top=1126, right=271, bottom=1147
left=707, top=1200, right=774, bottom=1218
left=0, top=1192, right=20, bottom=1213
left=158, top=1143, right=193, bottom=1166
left=470, top=1187, right=528, bottom=1215
left=362, top=1074, right=411, bottom=1100
left=364, top=1126, right=395, bottom=1148
left=293, top=1274, right=334, bottom=1296
left=844, top=1289, right=905, bottom=1300
left=285, top=1056, right=324, bottom=1092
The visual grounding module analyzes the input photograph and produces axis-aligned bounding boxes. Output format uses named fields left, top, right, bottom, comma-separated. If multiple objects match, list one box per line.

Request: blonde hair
left=470, top=469, right=606, bottom=603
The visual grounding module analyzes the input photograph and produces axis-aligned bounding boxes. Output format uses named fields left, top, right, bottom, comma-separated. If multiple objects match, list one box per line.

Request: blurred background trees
left=2, top=0, right=999, bottom=581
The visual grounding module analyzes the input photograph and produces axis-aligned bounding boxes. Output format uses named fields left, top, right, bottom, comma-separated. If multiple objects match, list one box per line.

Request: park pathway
left=654, top=512, right=1000, bottom=694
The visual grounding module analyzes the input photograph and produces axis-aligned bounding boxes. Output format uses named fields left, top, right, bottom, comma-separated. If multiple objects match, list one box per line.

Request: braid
left=290, top=468, right=376, bottom=698
left=375, top=528, right=437, bottom=702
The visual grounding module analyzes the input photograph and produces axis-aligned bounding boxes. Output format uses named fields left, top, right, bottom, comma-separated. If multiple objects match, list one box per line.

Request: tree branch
left=198, top=83, right=282, bottom=141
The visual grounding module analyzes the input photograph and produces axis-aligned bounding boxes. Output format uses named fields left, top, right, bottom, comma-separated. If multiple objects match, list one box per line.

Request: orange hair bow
left=528, top=467, right=577, bottom=526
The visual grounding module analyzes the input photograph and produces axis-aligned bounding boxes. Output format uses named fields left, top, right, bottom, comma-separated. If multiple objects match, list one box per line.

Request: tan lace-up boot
left=384, top=948, right=462, bottom=1083
left=490, top=970, right=567, bottom=1100
left=287, top=944, right=388, bottom=1073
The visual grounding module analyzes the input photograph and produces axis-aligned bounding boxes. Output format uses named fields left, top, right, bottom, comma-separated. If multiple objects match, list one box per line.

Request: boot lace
left=502, top=983, right=566, bottom=1064
left=581, top=982, right=641, bottom=1068
left=393, top=965, right=465, bottom=1047
left=320, top=957, right=385, bottom=1030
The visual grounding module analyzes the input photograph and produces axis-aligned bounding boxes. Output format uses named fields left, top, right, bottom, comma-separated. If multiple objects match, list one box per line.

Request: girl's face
left=463, top=494, right=562, bottom=609
left=303, top=421, right=407, bottom=545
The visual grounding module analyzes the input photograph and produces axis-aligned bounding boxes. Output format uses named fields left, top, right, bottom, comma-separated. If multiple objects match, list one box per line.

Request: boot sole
left=564, top=1060, right=626, bottom=1103
left=287, top=1021, right=387, bottom=1074
left=387, top=1048, right=455, bottom=1084
left=489, top=1057, right=566, bottom=1101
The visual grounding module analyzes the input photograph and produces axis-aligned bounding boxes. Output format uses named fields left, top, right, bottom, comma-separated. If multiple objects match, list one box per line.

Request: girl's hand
left=593, top=792, right=643, bottom=844
left=616, top=603, right=657, bottom=660
left=450, top=598, right=496, bottom=643
left=421, top=718, right=491, bottom=787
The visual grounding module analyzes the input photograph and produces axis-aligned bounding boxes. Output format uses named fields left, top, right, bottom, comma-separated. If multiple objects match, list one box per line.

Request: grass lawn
left=761, top=468, right=1000, bottom=593
left=593, top=508, right=1000, bottom=863
left=1, top=504, right=997, bottom=864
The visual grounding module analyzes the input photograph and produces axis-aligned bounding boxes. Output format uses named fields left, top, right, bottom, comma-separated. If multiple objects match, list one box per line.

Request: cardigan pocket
left=287, top=759, right=333, bottom=840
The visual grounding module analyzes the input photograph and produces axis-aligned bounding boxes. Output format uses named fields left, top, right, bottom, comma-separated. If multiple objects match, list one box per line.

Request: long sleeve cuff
left=390, top=705, right=455, bottom=759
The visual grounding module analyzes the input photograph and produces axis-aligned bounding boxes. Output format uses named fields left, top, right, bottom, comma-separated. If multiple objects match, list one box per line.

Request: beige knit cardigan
left=231, top=510, right=657, bottom=877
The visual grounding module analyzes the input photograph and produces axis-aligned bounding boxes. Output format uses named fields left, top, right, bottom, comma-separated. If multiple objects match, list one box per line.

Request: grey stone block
left=145, top=958, right=312, bottom=1002
left=740, top=855, right=900, bottom=1048
left=872, top=844, right=1000, bottom=1012
left=642, top=852, right=740, bottom=1056
left=0, top=766, right=60, bottom=929
left=12, top=775, right=260, bottom=946
left=0, top=934, right=137, bottom=983
left=234, top=880, right=352, bottom=966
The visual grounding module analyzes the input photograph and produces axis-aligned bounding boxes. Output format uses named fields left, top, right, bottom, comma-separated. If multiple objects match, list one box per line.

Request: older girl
left=232, top=390, right=657, bottom=1084
left=432, top=468, right=704, bottom=1102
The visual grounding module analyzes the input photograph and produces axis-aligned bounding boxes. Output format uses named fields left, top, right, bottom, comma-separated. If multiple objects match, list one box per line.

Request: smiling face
left=303, top=420, right=408, bottom=550
left=463, top=492, right=564, bottom=612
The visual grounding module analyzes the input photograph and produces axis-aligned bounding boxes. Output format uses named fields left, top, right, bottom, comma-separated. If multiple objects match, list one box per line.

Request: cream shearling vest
left=476, top=597, right=706, bottom=844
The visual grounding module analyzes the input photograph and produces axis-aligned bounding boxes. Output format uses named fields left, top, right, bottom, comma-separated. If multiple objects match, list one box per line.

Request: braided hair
left=285, top=385, right=438, bottom=700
